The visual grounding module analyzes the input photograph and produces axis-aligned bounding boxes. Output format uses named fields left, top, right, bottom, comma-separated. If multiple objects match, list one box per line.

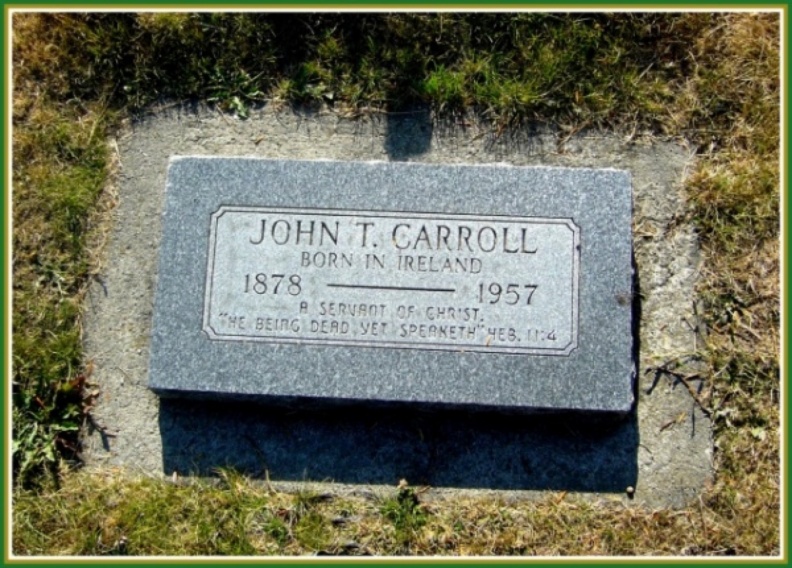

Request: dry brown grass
left=11, top=470, right=779, bottom=555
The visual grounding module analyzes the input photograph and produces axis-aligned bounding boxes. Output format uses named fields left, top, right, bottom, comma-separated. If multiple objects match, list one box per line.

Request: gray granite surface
left=149, top=158, right=634, bottom=413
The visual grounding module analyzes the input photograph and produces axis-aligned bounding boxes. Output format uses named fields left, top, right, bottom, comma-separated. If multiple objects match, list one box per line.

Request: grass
left=9, top=472, right=776, bottom=556
left=10, top=12, right=781, bottom=555
left=12, top=101, right=111, bottom=484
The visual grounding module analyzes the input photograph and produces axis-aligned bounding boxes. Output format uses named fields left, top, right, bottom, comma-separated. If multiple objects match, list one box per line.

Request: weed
left=380, top=481, right=428, bottom=552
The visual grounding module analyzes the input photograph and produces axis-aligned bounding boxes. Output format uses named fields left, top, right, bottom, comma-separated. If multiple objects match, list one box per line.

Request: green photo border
left=1, top=2, right=787, bottom=565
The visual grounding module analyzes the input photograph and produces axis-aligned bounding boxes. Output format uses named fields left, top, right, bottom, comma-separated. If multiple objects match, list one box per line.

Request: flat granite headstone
left=149, top=158, right=634, bottom=413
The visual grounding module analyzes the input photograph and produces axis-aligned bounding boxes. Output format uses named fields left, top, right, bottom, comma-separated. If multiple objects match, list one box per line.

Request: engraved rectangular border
left=203, top=206, right=580, bottom=356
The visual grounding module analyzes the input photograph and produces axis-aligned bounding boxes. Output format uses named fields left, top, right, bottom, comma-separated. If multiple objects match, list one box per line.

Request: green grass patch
left=11, top=11, right=781, bottom=556
left=14, top=13, right=716, bottom=123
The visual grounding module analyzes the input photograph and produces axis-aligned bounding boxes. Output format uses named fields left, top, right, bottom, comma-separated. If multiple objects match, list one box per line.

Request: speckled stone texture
left=148, top=158, right=634, bottom=413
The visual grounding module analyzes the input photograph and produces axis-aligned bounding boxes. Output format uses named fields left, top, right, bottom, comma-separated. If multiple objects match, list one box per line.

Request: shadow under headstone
left=159, top=399, right=638, bottom=492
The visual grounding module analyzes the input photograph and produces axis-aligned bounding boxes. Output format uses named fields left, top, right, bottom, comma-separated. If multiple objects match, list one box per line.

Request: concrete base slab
left=81, top=104, right=711, bottom=509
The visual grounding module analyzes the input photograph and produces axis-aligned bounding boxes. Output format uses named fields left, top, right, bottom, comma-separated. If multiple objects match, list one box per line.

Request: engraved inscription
left=203, top=207, right=580, bottom=355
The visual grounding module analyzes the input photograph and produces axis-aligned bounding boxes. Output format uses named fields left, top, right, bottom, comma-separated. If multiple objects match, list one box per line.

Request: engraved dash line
left=327, top=284, right=456, bottom=293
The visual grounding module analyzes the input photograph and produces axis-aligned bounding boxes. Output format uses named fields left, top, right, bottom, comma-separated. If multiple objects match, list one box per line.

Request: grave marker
left=149, top=158, right=634, bottom=413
